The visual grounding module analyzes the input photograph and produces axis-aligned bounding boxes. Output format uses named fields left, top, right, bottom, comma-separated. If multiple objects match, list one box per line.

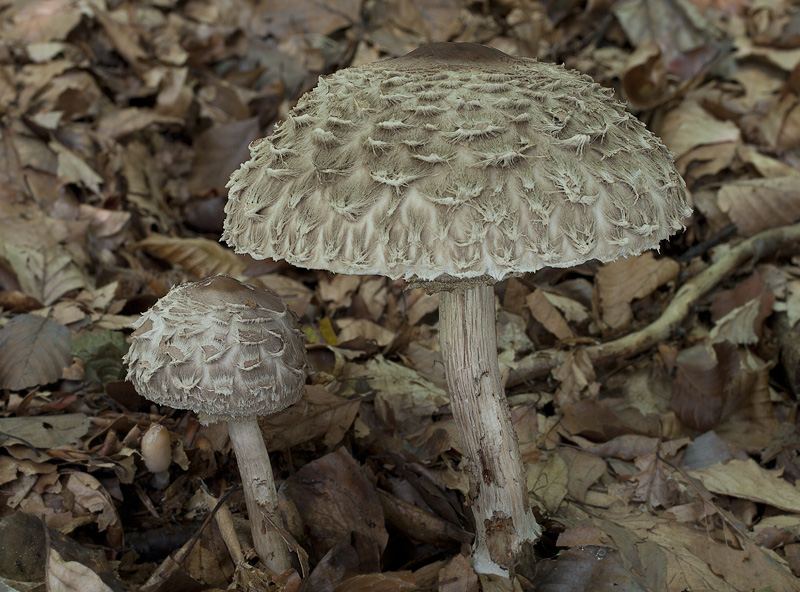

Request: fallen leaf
left=689, top=457, right=800, bottom=513
left=282, top=448, right=388, bottom=568
left=0, top=414, right=90, bottom=449
left=670, top=341, right=740, bottom=431
left=134, top=234, right=246, bottom=278
left=0, top=314, right=72, bottom=390
left=47, top=548, right=115, bottom=592
left=527, top=288, right=573, bottom=340
left=717, top=176, right=800, bottom=235
left=596, top=252, right=680, bottom=331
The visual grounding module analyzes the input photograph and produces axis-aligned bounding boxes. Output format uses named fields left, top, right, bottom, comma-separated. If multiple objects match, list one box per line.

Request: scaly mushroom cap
left=224, top=42, right=692, bottom=282
left=124, top=276, right=308, bottom=423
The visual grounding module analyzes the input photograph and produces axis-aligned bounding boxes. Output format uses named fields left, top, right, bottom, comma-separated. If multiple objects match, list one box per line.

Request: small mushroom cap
left=225, top=42, right=691, bottom=283
left=124, top=276, right=308, bottom=423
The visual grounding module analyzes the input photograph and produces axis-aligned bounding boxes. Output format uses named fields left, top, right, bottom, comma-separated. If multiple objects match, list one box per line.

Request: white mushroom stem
left=226, top=419, right=292, bottom=574
left=438, top=284, right=541, bottom=576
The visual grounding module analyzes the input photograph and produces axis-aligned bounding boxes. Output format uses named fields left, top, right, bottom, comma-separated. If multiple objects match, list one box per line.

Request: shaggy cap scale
left=224, top=42, right=692, bottom=282
left=124, top=275, right=308, bottom=422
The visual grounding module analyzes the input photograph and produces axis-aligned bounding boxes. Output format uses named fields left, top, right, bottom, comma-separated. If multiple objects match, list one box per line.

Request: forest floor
left=1, top=0, right=800, bottom=590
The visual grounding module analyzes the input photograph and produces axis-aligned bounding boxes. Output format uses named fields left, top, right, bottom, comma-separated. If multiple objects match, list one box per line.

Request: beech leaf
left=0, top=314, right=72, bottom=390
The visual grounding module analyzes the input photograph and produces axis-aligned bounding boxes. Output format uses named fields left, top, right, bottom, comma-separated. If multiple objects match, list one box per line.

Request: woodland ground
left=1, top=0, right=800, bottom=591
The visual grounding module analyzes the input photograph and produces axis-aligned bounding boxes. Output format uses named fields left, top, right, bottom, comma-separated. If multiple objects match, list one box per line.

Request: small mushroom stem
left=438, top=284, right=541, bottom=576
left=226, top=419, right=292, bottom=574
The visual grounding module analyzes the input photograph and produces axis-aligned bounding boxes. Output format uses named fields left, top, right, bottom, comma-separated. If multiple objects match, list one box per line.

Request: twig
left=508, top=222, right=800, bottom=386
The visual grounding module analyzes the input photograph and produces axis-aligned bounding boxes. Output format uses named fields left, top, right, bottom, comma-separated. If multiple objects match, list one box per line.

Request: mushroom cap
left=224, top=42, right=692, bottom=282
left=124, top=276, right=308, bottom=422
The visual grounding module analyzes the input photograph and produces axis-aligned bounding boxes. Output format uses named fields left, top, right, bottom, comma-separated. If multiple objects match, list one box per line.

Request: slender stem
left=438, top=284, right=540, bottom=576
left=226, top=419, right=292, bottom=574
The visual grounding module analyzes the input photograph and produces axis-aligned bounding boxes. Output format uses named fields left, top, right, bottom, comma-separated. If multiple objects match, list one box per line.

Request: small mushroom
left=124, top=275, right=308, bottom=574
left=141, top=423, right=171, bottom=489
left=224, top=42, right=691, bottom=576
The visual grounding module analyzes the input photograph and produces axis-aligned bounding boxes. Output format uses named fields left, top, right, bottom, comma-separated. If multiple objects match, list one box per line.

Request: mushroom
left=223, top=42, right=691, bottom=576
left=141, top=423, right=171, bottom=489
left=124, top=275, right=308, bottom=574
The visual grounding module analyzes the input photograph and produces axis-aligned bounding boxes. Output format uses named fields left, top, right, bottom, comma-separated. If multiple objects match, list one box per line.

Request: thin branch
left=508, top=222, right=800, bottom=387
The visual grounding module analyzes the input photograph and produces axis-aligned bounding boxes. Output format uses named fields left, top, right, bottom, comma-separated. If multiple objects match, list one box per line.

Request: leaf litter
left=1, top=0, right=800, bottom=590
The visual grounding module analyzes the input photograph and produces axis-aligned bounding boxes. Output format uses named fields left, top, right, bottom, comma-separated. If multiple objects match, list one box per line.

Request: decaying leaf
left=670, top=341, right=740, bottom=431
left=134, top=234, right=246, bottom=278
left=0, top=414, right=90, bottom=449
left=282, top=448, right=388, bottom=567
left=260, top=385, right=359, bottom=451
left=47, top=548, right=115, bottom=592
left=689, top=458, right=800, bottom=513
left=527, top=288, right=573, bottom=340
left=533, top=545, right=647, bottom=591
left=353, top=356, right=449, bottom=434
left=596, top=252, right=680, bottom=331
left=0, top=314, right=72, bottom=390
left=717, top=176, right=800, bottom=235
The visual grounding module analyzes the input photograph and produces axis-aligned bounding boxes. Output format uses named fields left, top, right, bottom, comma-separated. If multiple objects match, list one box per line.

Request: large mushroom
left=124, top=275, right=308, bottom=574
left=223, top=42, right=691, bottom=576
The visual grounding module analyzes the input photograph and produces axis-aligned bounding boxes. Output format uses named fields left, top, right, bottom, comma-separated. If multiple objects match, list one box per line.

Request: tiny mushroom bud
left=124, top=275, right=309, bottom=574
left=224, top=42, right=691, bottom=576
left=141, top=423, right=171, bottom=489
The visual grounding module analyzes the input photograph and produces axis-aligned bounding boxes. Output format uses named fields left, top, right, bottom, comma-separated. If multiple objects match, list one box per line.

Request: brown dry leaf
left=0, top=214, right=90, bottom=304
left=533, top=545, right=646, bottom=591
left=333, top=572, right=418, bottom=592
left=630, top=453, right=680, bottom=508
left=0, top=314, right=72, bottom=390
left=246, top=273, right=313, bottom=317
left=318, top=275, right=363, bottom=310
left=710, top=297, right=770, bottom=345
left=688, top=537, right=797, bottom=592
left=590, top=512, right=797, bottom=592
left=553, top=348, right=599, bottom=406
left=337, top=318, right=396, bottom=347
left=526, top=288, right=573, bottom=340
left=561, top=399, right=660, bottom=441
left=717, top=176, right=800, bottom=235
left=0, top=414, right=89, bottom=449
left=377, top=488, right=471, bottom=547
left=133, top=234, right=246, bottom=278
left=188, top=117, right=262, bottom=194
left=437, top=553, right=478, bottom=592
left=557, top=448, right=607, bottom=503
left=540, top=289, right=590, bottom=324
left=91, top=6, right=148, bottom=70
left=1, top=1, right=83, bottom=43
left=260, top=385, right=359, bottom=451
left=714, top=350, right=778, bottom=452
left=736, top=144, right=800, bottom=178
left=689, top=457, right=800, bottom=513
left=260, top=0, right=361, bottom=38
left=596, top=252, right=680, bottom=331
left=49, top=141, right=103, bottom=194
left=614, top=0, right=727, bottom=108
left=282, top=448, right=387, bottom=568
left=64, top=473, right=124, bottom=548
left=95, top=108, right=183, bottom=141
left=659, top=100, right=740, bottom=176
left=573, top=434, right=690, bottom=462
left=357, top=356, right=449, bottom=434
left=556, top=526, right=610, bottom=548
left=710, top=273, right=775, bottom=344
left=47, top=548, right=114, bottom=592
left=670, top=341, right=740, bottom=432
left=526, top=452, right=569, bottom=515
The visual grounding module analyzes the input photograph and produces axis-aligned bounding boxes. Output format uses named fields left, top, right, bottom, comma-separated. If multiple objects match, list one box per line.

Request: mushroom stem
left=438, top=284, right=540, bottom=576
left=226, top=419, right=292, bottom=574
